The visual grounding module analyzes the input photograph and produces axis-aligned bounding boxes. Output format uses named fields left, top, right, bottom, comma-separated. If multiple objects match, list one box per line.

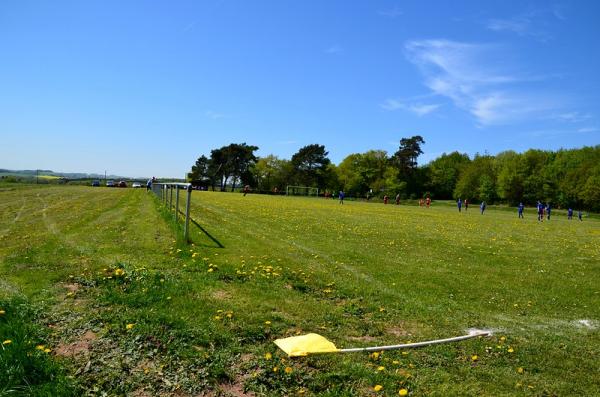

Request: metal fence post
left=169, top=185, right=173, bottom=210
left=184, top=184, right=191, bottom=242
left=175, top=186, right=180, bottom=220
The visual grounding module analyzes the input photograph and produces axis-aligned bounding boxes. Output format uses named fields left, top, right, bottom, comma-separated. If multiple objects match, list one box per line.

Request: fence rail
left=151, top=182, right=192, bottom=242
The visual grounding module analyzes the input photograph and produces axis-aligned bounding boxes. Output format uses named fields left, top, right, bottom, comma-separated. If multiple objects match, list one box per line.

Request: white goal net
left=286, top=186, right=319, bottom=196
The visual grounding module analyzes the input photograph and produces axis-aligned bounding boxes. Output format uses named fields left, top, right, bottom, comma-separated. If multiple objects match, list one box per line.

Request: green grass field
left=1, top=185, right=599, bottom=396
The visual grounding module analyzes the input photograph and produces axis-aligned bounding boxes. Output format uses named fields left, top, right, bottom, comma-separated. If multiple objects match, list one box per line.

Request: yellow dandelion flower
left=399, top=389, right=408, bottom=396
left=508, top=347, right=514, bottom=353
left=265, top=352, right=272, bottom=360
left=371, top=352, right=380, bottom=359
left=377, top=366, right=385, bottom=371
left=114, top=268, right=125, bottom=276
left=126, top=323, right=135, bottom=330
left=265, top=321, right=271, bottom=325
left=44, top=348, right=51, bottom=353
left=36, top=345, right=45, bottom=350
left=471, top=355, right=478, bottom=361
left=373, top=385, right=383, bottom=392
left=2, top=340, right=12, bottom=345
left=207, top=268, right=214, bottom=273
left=500, top=336, right=506, bottom=342
left=0, top=309, right=5, bottom=315
left=284, top=366, right=293, bottom=374
left=273, top=366, right=279, bottom=372
left=214, top=315, right=222, bottom=321
left=517, top=367, right=524, bottom=374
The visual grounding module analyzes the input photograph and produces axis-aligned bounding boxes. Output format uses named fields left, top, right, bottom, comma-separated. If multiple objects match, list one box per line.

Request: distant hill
left=0, top=169, right=133, bottom=180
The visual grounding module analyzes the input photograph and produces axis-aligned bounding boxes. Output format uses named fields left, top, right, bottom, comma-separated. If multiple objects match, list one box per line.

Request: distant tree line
left=188, top=139, right=600, bottom=211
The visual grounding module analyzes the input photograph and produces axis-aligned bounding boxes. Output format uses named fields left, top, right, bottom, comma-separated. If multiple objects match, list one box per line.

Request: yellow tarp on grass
left=274, top=333, right=339, bottom=357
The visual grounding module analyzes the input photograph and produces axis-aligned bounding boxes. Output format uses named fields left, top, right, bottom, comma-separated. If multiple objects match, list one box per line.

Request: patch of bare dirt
left=219, top=382, right=254, bottom=397
left=132, top=358, right=158, bottom=375
left=348, top=335, right=378, bottom=342
left=63, top=283, right=81, bottom=293
left=212, top=290, right=232, bottom=300
left=386, top=321, right=421, bottom=338
left=238, top=353, right=253, bottom=364
left=130, top=389, right=153, bottom=397
left=54, top=330, right=97, bottom=357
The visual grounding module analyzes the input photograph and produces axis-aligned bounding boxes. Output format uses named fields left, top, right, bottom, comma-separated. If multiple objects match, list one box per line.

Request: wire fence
left=151, top=182, right=192, bottom=242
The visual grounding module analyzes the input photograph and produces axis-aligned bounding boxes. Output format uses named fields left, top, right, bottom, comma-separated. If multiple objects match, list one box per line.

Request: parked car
left=106, top=180, right=115, bottom=187
left=92, top=180, right=100, bottom=187
left=132, top=182, right=141, bottom=188
left=118, top=181, right=127, bottom=188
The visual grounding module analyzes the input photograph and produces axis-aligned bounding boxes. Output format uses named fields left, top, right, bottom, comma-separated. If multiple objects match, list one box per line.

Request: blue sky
left=1, top=1, right=599, bottom=178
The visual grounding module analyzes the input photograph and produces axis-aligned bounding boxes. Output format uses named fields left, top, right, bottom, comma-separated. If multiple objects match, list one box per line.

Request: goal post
left=286, top=186, right=320, bottom=197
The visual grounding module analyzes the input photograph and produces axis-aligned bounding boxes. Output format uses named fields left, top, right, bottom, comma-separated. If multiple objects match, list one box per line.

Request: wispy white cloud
left=381, top=99, right=403, bottom=111
left=486, top=6, right=566, bottom=42
left=381, top=99, right=440, bottom=116
left=183, top=21, right=197, bottom=32
left=487, top=15, right=536, bottom=36
left=378, top=7, right=403, bottom=18
left=553, top=112, right=592, bottom=123
left=325, top=45, right=343, bottom=54
left=204, top=110, right=226, bottom=119
left=578, top=127, right=598, bottom=133
left=404, top=39, right=560, bottom=126
left=552, top=4, right=567, bottom=20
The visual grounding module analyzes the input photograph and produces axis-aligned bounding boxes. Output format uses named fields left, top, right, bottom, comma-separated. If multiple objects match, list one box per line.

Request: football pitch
left=1, top=185, right=599, bottom=396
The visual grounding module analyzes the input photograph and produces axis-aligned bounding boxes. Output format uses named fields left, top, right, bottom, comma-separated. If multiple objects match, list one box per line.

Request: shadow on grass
left=188, top=216, right=225, bottom=248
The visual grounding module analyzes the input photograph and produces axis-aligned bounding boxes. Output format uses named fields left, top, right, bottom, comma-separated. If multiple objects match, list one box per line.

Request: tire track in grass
left=0, top=193, right=26, bottom=237
left=35, top=189, right=139, bottom=265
